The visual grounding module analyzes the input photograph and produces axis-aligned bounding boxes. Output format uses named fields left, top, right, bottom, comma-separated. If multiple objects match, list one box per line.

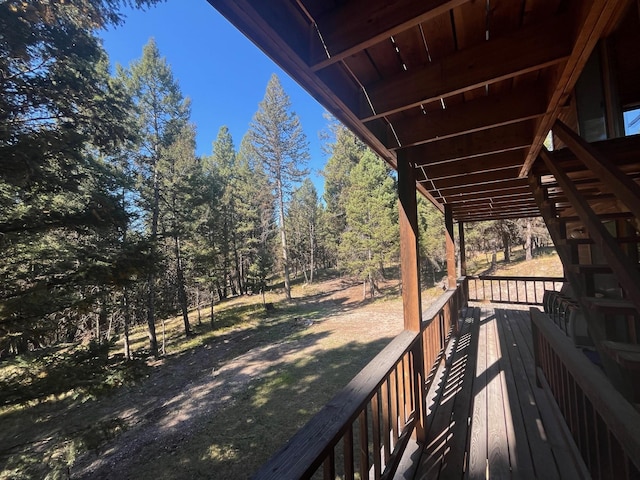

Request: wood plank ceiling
left=206, top=0, right=630, bottom=222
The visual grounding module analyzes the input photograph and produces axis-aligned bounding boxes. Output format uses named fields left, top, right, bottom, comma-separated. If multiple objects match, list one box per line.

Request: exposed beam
left=519, top=0, right=633, bottom=177
left=359, top=15, right=571, bottom=120
left=405, top=122, right=534, bottom=166
left=453, top=209, right=541, bottom=220
left=450, top=198, right=538, bottom=212
left=447, top=189, right=533, bottom=205
left=455, top=209, right=541, bottom=222
left=310, top=0, right=470, bottom=71
left=423, top=150, right=526, bottom=180
left=458, top=200, right=537, bottom=212
left=435, top=178, right=526, bottom=197
left=445, top=187, right=531, bottom=205
left=431, top=166, right=520, bottom=190
left=386, top=87, right=547, bottom=148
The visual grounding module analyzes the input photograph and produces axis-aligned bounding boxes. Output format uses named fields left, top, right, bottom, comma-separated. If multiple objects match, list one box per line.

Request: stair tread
left=582, top=296, right=638, bottom=312
left=568, top=263, right=640, bottom=273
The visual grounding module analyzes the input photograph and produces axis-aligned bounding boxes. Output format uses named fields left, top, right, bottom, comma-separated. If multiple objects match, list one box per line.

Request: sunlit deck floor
left=405, top=306, right=586, bottom=480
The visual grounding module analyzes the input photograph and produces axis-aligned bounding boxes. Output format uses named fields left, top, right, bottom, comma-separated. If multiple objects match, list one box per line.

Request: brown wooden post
left=459, top=220, right=468, bottom=305
left=458, top=220, right=466, bottom=276
left=445, top=205, right=459, bottom=334
left=398, top=153, right=422, bottom=332
left=397, top=151, right=425, bottom=443
left=445, top=204, right=456, bottom=289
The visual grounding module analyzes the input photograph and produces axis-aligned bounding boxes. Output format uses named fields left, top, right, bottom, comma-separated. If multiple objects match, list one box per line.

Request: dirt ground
left=66, top=278, right=410, bottom=479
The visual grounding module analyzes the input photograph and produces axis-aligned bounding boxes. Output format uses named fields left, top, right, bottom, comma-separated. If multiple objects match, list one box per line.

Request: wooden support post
left=459, top=221, right=468, bottom=306
left=459, top=221, right=466, bottom=277
left=445, top=204, right=456, bottom=289
left=397, top=153, right=422, bottom=332
left=397, top=152, right=426, bottom=443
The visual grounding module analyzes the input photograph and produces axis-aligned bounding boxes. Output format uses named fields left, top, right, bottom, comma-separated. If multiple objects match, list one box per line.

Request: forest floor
left=0, top=251, right=562, bottom=479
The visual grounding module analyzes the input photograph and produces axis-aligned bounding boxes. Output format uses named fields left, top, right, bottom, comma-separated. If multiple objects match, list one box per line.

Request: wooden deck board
left=467, top=308, right=488, bottom=479
left=418, top=309, right=478, bottom=479
left=413, top=306, right=585, bottom=480
left=496, top=308, right=560, bottom=479
left=439, top=308, right=480, bottom=480
left=494, top=311, right=536, bottom=480
left=486, top=312, right=511, bottom=480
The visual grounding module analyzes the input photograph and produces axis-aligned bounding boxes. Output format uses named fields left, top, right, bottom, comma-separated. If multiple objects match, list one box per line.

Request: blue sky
left=99, top=0, right=329, bottom=192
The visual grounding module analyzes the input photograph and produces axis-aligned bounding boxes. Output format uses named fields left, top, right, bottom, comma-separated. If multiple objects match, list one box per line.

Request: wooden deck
left=408, top=306, right=588, bottom=480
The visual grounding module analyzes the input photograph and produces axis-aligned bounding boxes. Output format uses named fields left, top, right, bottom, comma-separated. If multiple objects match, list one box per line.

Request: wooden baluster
left=344, top=424, right=354, bottom=480
left=372, top=391, right=381, bottom=480
left=359, top=409, right=369, bottom=480
left=323, top=449, right=336, bottom=480
left=381, top=379, right=391, bottom=464
left=390, top=368, right=399, bottom=447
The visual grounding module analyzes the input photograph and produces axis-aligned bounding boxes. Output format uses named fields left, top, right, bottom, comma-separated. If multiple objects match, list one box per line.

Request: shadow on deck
left=405, top=306, right=588, bottom=480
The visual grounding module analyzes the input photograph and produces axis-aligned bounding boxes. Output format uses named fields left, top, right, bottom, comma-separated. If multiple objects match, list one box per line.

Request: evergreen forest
left=0, top=0, right=552, bottom=361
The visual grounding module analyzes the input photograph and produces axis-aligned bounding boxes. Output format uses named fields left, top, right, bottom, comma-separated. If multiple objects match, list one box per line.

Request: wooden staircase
left=529, top=121, right=640, bottom=402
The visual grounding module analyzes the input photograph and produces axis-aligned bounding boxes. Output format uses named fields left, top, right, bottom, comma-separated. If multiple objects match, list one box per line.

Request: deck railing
left=252, top=286, right=462, bottom=479
left=531, top=308, right=640, bottom=479
left=467, top=275, right=565, bottom=305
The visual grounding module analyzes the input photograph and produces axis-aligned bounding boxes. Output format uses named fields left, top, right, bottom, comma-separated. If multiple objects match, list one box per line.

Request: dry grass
left=0, top=253, right=562, bottom=479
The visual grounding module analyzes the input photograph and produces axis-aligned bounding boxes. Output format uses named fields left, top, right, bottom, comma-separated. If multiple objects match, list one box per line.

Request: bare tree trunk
left=122, top=287, right=132, bottom=360
left=502, top=233, right=511, bottom=263
left=277, top=178, right=292, bottom=300
left=161, top=319, right=166, bottom=356
left=209, top=288, right=215, bottom=328
left=196, top=289, right=202, bottom=326
left=107, top=312, right=113, bottom=342
left=525, top=218, right=533, bottom=261
left=146, top=155, right=160, bottom=357
left=309, top=224, right=315, bottom=283
left=174, top=235, right=191, bottom=336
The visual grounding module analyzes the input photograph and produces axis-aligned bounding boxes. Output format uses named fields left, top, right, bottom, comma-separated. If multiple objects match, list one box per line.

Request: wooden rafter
left=442, top=178, right=526, bottom=199
left=359, top=15, right=571, bottom=121
left=422, top=150, right=526, bottom=179
left=385, top=86, right=547, bottom=149
left=310, top=0, right=470, bottom=71
left=405, top=122, right=534, bottom=166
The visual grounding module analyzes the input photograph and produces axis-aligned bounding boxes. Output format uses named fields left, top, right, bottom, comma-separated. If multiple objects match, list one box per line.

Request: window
left=624, top=108, right=640, bottom=136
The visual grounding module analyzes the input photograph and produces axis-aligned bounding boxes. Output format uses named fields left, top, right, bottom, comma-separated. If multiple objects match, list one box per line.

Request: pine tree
left=288, top=179, right=320, bottom=283
left=249, top=74, right=309, bottom=300
left=417, top=196, right=446, bottom=286
left=340, top=150, right=398, bottom=298
left=190, top=143, right=223, bottom=326
left=321, top=119, right=365, bottom=267
left=0, top=1, right=158, bottom=352
left=205, top=126, right=238, bottom=298
left=235, top=135, right=276, bottom=297
left=161, top=124, right=200, bottom=337
left=123, top=38, right=191, bottom=356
